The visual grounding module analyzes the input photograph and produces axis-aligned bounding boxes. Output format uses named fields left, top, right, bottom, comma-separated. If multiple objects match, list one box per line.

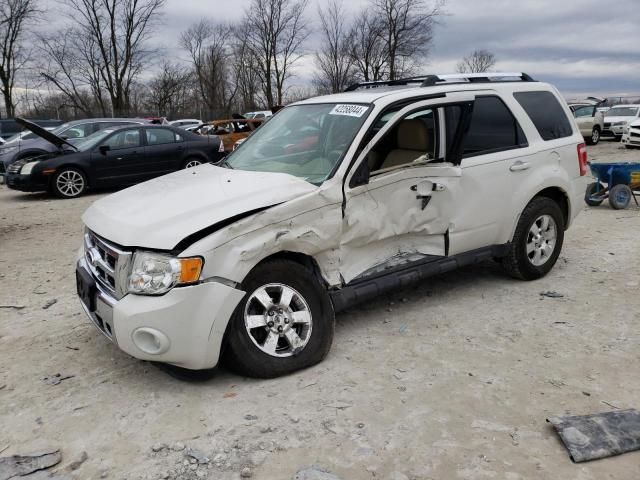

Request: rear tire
left=586, top=127, right=600, bottom=145
left=52, top=167, right=87, bottom=199
left=608, top=184, right=632, bottom=210
left=223, top=260, right=335, bottom=378
left=584, top=182, right=605, bottom=206
left=502, top=197, right=565, bottom=280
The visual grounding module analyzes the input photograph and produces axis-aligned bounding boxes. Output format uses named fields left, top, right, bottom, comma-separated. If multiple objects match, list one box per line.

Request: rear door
left=143, top=128, right=183, bottom=173
left=91, top=128, right=146, bottom=186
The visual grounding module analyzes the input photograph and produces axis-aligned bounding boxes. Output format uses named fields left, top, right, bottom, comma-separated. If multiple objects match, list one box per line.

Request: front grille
left=84, top=230, right=131, bottom=300
left=7, top=161, right=22, bottom=174
left=604, top=122, right=611, bottom=128
left=631, top=131, right=640, bottom=138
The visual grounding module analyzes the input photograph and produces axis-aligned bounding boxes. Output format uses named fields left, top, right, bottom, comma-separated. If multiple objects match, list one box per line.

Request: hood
left=15, top=117, right=77, bottom=150
left=82, top=164, right=317, bottom=250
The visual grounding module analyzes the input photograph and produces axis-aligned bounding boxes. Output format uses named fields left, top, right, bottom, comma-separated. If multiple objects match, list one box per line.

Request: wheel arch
left=534, top=186, right=570, bottom=229
left=250, top=250, right=329, bottom=289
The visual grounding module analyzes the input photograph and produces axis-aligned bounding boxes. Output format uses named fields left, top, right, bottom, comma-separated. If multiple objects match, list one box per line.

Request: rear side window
left=146, top=128, right=176, bottom=145
left=514, top=91, right=573, bottom=140
left=462, top=96, right=527, bottom=157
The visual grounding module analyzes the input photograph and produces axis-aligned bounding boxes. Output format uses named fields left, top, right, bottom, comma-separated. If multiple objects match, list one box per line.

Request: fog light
left=132, top=327, right=170, bottom=355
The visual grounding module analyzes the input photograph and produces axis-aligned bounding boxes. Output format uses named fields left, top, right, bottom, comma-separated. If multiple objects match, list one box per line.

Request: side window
left=573, top=106, right=595, bottom=118
left=63, top=123, right=94, bottom=139
left=146, top=128, right=176, bottom=145
left=103, top=129, right=141, bottom=150
left=462, top=96, right=527, bottom=157
left=368, top=108, right=437, bottom=174
left=514, top=91, right=573, bottom=140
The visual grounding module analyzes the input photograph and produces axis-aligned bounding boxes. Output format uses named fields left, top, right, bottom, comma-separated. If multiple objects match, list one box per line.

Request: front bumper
left=621, top=133, right=640, bottom=147
left=5, top=173, right=48, bottom=192
left=602, top=125, right=626, bottom=136
left=77, top=259, right=245, bottom=370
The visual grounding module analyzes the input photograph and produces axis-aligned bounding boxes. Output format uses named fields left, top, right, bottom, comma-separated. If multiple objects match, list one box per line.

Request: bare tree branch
left=456, top=49, right=497, bottom=73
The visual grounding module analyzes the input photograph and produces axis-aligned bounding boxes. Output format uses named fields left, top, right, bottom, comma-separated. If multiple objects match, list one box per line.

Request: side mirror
left=99, top=145, right=110, bottom=155
left=350, top=160, right=370, bottom=187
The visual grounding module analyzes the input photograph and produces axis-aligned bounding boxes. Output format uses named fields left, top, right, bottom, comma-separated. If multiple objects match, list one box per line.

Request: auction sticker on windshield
left=329, top=104, right=369, bottom=118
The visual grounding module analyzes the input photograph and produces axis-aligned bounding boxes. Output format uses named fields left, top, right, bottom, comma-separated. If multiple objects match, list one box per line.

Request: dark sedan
left=5, top=122, right=224, bottom=198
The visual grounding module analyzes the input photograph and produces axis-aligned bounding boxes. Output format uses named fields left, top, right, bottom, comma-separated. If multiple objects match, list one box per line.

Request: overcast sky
left=44, top=0, right=640, bottom=97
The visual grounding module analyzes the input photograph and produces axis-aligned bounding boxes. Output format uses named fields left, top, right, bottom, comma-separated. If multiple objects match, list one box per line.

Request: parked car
left=5, top=120, right=224, bottom=198
left=243, top=110, right=273, bottom=119
left=0, top=118, right=150, bottom=180
left=169, top=119, right=202, bottom=128
left=603, top=105, right=640, bottom=139
left=76, top=72, right=587, bottom=378
left=568, top=97, right=605, bottom=145
left=200, top=118, right=263, bottom=152
left=621, top=118, right=640, bottom=149
left=0, top=118, right=63, bottom=141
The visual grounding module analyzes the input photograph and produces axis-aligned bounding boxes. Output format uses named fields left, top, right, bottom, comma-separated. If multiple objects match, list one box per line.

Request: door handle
left=510, top=161, right=530, bottom=172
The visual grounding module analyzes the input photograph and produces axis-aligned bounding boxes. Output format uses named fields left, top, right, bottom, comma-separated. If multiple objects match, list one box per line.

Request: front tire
left=586, top=127, right=600, bottom=145
left=52, top=167, right=87, bottom=199
left=502, top=197, right=565, bottom=280
left=223, top=260, right=335, bottom=378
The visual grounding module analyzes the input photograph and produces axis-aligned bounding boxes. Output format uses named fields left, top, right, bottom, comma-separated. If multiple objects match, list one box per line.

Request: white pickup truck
left=77, top=73, right=587, bottom=378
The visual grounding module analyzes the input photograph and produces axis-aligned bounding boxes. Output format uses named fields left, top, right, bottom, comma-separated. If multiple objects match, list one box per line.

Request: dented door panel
left=340, top=164, right=462, bottom=284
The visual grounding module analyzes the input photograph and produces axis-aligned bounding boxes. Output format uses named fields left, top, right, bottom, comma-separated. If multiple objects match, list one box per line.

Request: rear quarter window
left=514, top=91, right=574, bottom=141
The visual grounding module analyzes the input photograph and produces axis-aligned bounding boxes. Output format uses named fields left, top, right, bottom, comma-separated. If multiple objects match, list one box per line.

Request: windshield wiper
left=218, top=157, right=233, bottom=169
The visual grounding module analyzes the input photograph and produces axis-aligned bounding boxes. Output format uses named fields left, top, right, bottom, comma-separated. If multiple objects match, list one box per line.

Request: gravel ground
left=0, top=139, right=639, bottom=480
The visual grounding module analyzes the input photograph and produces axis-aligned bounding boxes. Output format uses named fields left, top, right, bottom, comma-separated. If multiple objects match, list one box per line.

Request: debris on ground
left=0, top=449, right=61, bottom=480
left=184, top=448, right=209, bottom=464
left=0, top=304, right=26, bottom=310
left=294, top=466, right=343, bottom=480
left=547, top=409, right=640, bottom=462
left=42, top=299, right=58, bottom=310
left=240, top=466, right=253, bottom=477
left=69, top=451, right=88, bottom=470
left=41, top=373, right=75, bottom=386
left=540, top=291, right=564, bottom=298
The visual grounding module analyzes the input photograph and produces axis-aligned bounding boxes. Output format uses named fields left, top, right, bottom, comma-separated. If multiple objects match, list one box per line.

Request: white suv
left=77, top=73, right=588, bottom=378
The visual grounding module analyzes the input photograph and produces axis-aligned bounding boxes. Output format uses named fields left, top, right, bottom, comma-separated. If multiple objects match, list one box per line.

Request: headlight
left=0, top=146, right=18, bottom=155
left=20, top=161, right=40, bottom=175
left=128, top=251, right=203, bottom=295
left=613, top=121, right=627, bottom=126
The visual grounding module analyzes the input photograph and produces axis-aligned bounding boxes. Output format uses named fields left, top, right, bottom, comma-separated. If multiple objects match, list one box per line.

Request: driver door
left=340, top=94, right=473, bottom=284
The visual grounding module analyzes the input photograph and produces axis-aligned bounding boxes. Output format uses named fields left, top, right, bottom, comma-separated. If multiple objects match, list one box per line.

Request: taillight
left=577, top=143, right=587, bottom=176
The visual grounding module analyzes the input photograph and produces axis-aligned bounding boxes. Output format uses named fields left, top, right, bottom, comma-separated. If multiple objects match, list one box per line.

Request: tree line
left=1, top=0, right=498, bottom=121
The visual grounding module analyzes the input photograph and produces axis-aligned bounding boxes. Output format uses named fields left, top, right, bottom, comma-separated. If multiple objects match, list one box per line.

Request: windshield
left=606, top=107, right=639, bottom=117
left=74, top=129, right=115, bottom=151
left=226, top=103, right=370, bottom=184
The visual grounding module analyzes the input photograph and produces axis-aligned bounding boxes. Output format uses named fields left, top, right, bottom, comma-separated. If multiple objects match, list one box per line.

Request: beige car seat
left=380, top=119, right=433, bottom=170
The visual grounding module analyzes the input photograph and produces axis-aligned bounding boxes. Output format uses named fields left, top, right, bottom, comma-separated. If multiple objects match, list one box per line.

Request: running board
left=329, top=244, right=509, bottom=312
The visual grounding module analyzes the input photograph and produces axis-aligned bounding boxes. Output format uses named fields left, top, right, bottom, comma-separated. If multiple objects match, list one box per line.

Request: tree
left=374, top=0, right=444, bottom=80
left=39, top=28, right=110, bottom=116
left=144, top=62, right=192, bottom=117
left=243, top=0, right=310, bottom=107
left=457, top=49, right=497, bottom=73
left=59, top=0, right=165, bottom=116
left=347, top=9, right=388, bottom=82
left=0, top=0, right=39, bottom=118
left=180, top=20, right=238, bottom=118
left=313, top=0, right=354, bottom=94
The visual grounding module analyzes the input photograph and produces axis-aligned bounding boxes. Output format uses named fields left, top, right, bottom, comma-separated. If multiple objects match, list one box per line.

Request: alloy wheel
left=185, top=160, right=202, bottom=168
left=243, top=283, right=313, bottom=357
left=56, top=170, right=85, bottom=197
left=526, top=214, right=557, bottom=266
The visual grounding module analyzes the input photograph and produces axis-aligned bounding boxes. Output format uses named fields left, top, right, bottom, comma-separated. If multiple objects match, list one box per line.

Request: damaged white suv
left=77, top=73, right=588, bottom=378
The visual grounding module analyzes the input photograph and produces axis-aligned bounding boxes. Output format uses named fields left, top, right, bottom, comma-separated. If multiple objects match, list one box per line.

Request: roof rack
left=344, top=72, right=536, bottom=92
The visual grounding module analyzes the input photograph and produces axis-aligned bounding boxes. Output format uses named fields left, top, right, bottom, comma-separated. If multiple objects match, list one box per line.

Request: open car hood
left=15, top=117, right=77, bottom=150
left=82, top=164, right=317, bottom=250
